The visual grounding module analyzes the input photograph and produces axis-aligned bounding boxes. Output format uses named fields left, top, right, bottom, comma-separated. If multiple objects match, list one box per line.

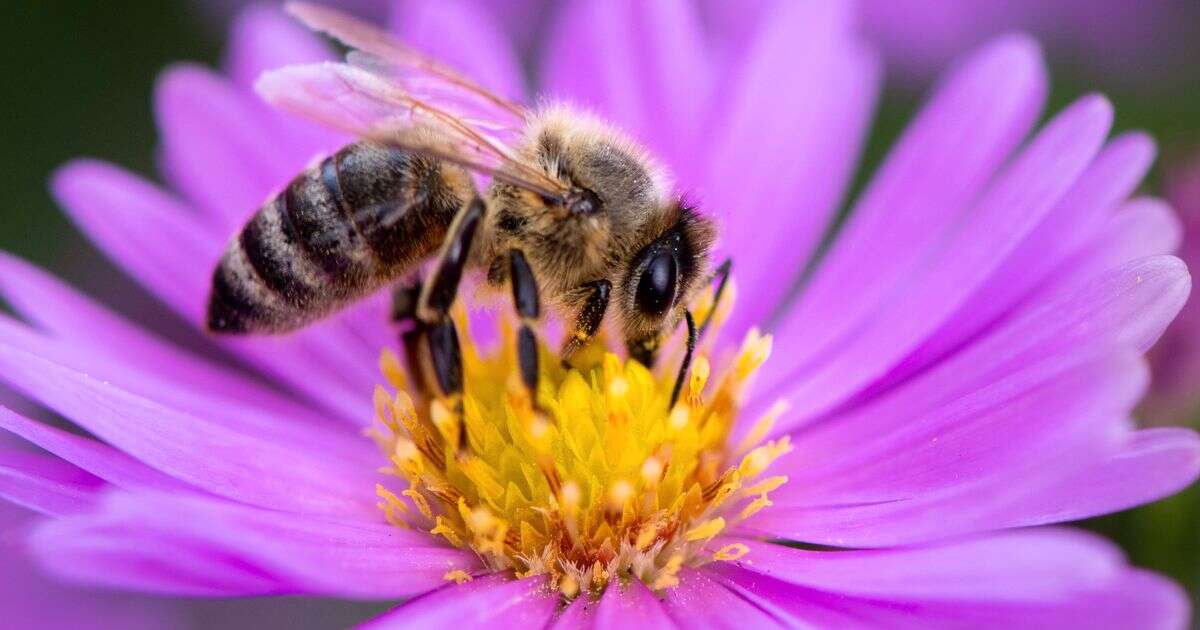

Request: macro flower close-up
left=1, top=1, right=1199, bottom=628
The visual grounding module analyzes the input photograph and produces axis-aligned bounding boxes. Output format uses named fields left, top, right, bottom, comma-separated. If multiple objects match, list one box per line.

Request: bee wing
left=258, top=62, right=567, bottom=200
left=275, top=3, right=564, bottom=198
left=286, top=2, right=525, bottom=121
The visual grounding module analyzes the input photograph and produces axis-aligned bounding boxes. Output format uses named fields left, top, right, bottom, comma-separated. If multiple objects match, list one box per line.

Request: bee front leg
left=416, top=197, right=486, bottom=451
left=560, top=279, right=611, bottom=367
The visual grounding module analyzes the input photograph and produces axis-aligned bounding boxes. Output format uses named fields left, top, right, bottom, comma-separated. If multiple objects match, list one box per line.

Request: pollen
left=369, top=294, right=790, bottom=600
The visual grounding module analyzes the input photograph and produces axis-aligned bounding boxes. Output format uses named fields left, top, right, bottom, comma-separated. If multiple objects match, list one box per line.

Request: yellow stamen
left=713, top=543, right=751, bottom=562
left=370, top=286, right=789, bottom=600
left=444, top=569, right=473, bottom=584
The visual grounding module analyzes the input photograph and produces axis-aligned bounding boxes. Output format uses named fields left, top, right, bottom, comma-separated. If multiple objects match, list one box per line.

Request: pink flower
left=0, top=2, right=1196, bottom=627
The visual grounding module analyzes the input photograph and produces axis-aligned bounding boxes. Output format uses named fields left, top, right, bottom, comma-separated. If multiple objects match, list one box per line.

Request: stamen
left=370, top=285, right=789, bottom=599
left=713, top=543, right=750, bottom=562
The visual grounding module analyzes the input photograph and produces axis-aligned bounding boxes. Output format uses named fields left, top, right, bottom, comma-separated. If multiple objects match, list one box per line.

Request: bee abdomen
left=207, top=142, right=471, bottom=334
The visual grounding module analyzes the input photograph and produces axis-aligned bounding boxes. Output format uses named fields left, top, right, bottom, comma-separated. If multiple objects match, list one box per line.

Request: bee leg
left=669, top=311, right=698, bottom=409
left=390, top=279, right=423, bottom=323
left=559, top=279, right=611, bottom=367
left=507, top=249, right=541, bottom=399
left=417, top=197, right=486, bottom=453
left=697, top=257, right=732, bottom=339
left=388, top=280, right=437, bottom=399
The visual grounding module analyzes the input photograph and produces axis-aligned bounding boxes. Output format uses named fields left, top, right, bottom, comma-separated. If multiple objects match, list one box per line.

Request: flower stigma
left=369, top=285, right=791, bottom=600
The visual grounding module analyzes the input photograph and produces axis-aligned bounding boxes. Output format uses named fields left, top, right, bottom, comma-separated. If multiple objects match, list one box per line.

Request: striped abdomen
left=207, top=142, right=472, bottom=334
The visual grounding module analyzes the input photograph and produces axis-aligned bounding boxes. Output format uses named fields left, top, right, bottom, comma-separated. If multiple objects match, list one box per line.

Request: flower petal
left=771, top=34, right=1046, bottom=378
left=759, top=253, right=1189, bottom=439
left=51, top=160, right=223, bottom=322
left=876, top=132, right=1158, bottom=391
left=363, top=574, right=557, bottom=629
left=225, top=3, right=333, bottom=90
left=741, top=256, right=1196, bottom=545
left=710, top=537, right=1187, bottom=629
left=0, top=254, right=374, bottom=459
left=0, top=446, right=103, bottom=516
left=776, top=347, right=1143, bottom=507
left=0, top=502, right=179, bottom=629
left=721, top=529, right=1124, bottom=601
left=766, top=93, right=1113, bottom=418
left=391, top=0, right=525, bottom=100
left=595, top=578, right=674, bottom=630
left=550, top=595, right=596, bottom=628
left=30, top=491, right=474, bottom=599
left=0, top=343, right=380, bottom=518
left=711, top=1, right=881, bottom=334
left=542, top=0, right=713, bottom=180
left=0, top=406, right=186, bottom=492
left=661, top=568, right=787, bottom=628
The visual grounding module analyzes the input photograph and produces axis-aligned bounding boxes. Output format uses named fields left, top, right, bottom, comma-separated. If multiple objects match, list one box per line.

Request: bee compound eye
left=635, top=250, right=678, bottom=317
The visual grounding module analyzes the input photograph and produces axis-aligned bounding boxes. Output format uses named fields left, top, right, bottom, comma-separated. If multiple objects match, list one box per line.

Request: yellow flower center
left=368, top=287, right=790, bottom=599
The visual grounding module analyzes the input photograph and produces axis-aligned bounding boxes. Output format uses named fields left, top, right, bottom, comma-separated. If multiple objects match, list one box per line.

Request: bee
left=207, top=3, right=729, bottom=410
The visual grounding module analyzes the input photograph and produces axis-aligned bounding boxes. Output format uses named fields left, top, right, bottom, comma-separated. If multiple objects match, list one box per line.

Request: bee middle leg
left=413, top=196, right=486, bottom=451
left=507, top=249, right=541, bottom=399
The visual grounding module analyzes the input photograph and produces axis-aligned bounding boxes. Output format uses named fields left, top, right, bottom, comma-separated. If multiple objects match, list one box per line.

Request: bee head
left=620, top=199, right=716, bottom=363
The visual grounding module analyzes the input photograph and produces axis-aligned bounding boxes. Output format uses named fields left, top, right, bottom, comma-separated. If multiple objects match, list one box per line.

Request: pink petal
left=758, top=254, right=1189, bottom=439
left=710, top=1, right=881, bottom=335
left=595, top=578, right=674, bottom=629
left=51, top=160, right=223, bottom=322
left=738, top=259, right=1196, bottom=545
left=225, top=3, right=333, bottom=89
left=765, top=93, right=1113, bottom=418
left=0, top=406, right=186, bottom=492
left=0, top=343, right=380, bottom=518
left=712, top=550, right=1187, bottom=629
left=775, top=348, right=1143, bottom=507
left=1029, top=197, right=1184, bottom=302
left=0, top=255, right=374, bottom=458
left=0, top=502, right=178, bottom=629
left=364, top=574, right=557, bottom=629
left=550, top=594, right=596, bottom=628
left=720, top=529, right=1123, bottom=601
left=772, top=34, right=1046, bottom=375
left=542, top=0, right=713, bottom=182
left=0, top=446, right=104, bottom=516
left=30, top=491, right=473, bottom=599
left=662, top=568, right=786, bottom=628
left=878, top=132, right=1158, bottom=391
left=156, top=64, right=299, bottom=229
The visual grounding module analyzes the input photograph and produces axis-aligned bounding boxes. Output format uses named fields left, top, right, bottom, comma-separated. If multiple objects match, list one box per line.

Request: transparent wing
left=260, top=3, right=567, bottom=200
left=287, top=2, right=525, bottom=121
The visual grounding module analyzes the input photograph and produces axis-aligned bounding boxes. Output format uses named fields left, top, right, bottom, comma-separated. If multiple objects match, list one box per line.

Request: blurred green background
left=0, top=1, right=1197, bottom=627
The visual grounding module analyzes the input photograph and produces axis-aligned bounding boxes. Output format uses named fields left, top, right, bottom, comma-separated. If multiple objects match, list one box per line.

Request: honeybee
left=207, top=3, right=729, bottom=409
